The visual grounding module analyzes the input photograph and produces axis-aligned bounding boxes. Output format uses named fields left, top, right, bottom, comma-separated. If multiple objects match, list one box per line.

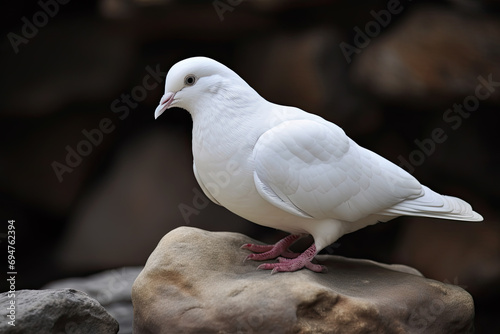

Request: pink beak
left=154, top=92, right=176, bottom=119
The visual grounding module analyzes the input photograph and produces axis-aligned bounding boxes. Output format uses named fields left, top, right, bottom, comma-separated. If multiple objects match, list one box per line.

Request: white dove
left=154, top=56, right=483, bottom=273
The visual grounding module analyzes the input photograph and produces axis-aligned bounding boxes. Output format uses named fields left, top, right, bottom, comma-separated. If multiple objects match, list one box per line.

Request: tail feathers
left=382, top=186, right=483, bottom=222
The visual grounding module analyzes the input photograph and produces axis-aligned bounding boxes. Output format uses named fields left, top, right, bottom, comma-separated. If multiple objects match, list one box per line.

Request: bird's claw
left=257, top=259, right=327, bottom=274
left=241, top=242, right=299, bottom=261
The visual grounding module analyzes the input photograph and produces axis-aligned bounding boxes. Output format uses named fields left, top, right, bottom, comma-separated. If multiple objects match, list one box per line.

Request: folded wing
left=253, top=119, right=482, bottom=222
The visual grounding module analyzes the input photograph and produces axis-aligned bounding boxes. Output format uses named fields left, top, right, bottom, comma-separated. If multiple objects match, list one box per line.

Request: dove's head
left=154, top=57, right=260, bottom=119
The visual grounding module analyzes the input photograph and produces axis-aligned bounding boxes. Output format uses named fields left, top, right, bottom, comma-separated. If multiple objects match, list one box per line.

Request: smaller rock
left=45, top=267, right=143, bottom=334
left=0, top=289, right=118, bottom=334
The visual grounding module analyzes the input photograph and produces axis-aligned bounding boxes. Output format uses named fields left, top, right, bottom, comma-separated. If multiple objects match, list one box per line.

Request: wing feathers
left=253, top=119, right=422, bottom=222
left=380, top=186, right=483, bottom=221
left=253, top=118, right=482, bottom=224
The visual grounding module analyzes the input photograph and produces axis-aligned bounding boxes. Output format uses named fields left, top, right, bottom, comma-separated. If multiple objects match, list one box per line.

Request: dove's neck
left=190, top=89, right=269, bottom=163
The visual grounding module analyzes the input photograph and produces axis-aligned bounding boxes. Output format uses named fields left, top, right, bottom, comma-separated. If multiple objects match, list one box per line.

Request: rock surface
left=132, top=227, right=475, bottom=334
left=0, top=289, right=118, bottom=334
left=45, top=267, right=143, bottom=334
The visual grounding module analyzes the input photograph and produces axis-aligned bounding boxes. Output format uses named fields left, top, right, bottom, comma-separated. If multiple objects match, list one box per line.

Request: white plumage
left=155, top=57, right=483, bottom=273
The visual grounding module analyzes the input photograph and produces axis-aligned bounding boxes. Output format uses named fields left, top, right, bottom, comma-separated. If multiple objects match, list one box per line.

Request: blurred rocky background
left=0, top=0, right=499, bottom=333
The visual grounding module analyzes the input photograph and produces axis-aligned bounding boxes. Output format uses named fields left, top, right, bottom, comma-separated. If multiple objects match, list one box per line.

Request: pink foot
left=241, top=234, right=302, bottom=261
left=257, top=244, right=327, bottom=274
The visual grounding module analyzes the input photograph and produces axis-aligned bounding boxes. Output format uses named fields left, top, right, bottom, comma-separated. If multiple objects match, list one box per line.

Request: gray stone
left=0, top=289, right=118, bottom=334
left=44, top=267, right=142, bottom=334
left=132, top=226, right=475, bottom=334
left=45, top=267, right=143, bottom=334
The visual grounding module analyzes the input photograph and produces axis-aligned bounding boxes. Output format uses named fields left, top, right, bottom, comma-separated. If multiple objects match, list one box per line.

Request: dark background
left=1, top=0, right=499, bottom=332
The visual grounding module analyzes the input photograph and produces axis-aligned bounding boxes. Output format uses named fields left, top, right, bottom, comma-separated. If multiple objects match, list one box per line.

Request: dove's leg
left=257, top=244, right=326, bottom=274
left=241, top=234, right=303, bottom=261
left=255, top=219, right=341, bottom=273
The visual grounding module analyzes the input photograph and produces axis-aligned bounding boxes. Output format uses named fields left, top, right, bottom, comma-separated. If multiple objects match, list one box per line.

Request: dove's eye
left=184, top=74, right=196, bottom=86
